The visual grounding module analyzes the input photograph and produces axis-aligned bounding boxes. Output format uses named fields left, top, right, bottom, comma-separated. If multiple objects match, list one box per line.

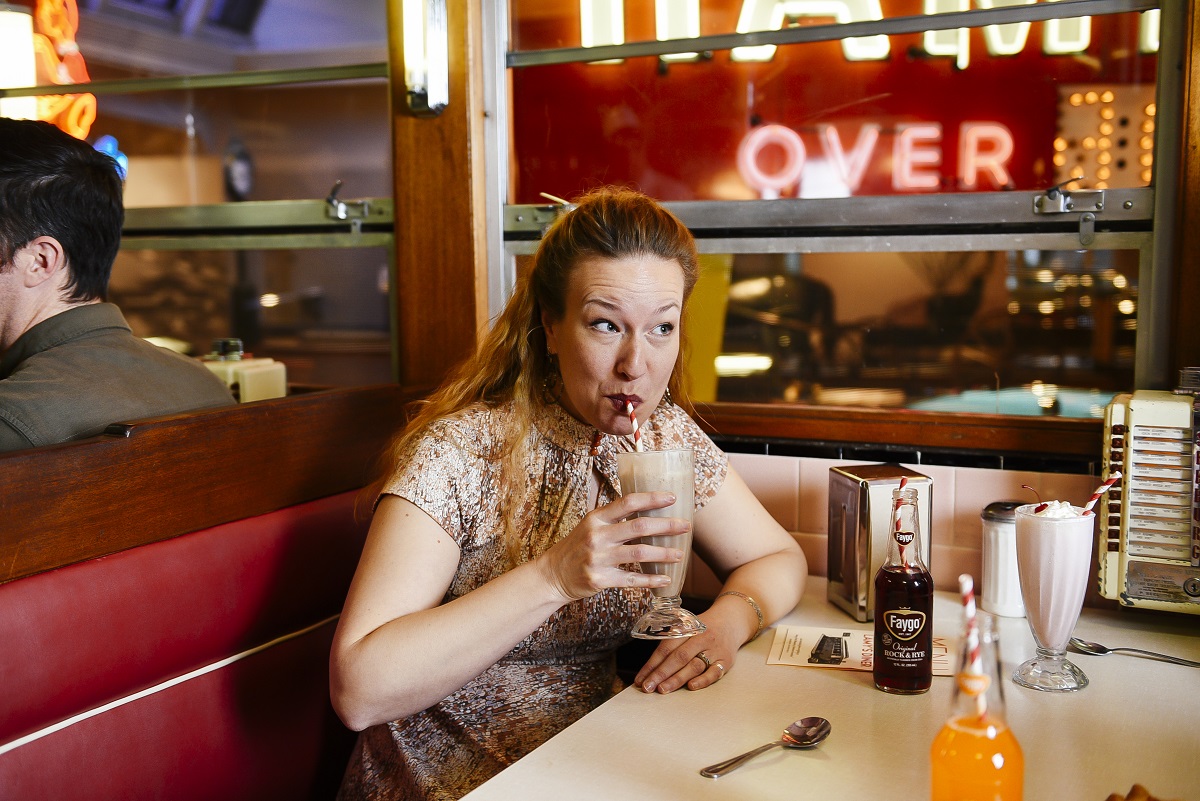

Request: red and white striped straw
left=626, top=402, right=643, bottom=452
left=1082, top=470, right=1122, bottom=515
left=894, top=476, right=908, bottom=532
left=959, top=573, right=987, bottom=718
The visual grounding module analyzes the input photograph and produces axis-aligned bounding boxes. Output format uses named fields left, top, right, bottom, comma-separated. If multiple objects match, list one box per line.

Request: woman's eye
left=654, top=323, right=675, bottom=335
left=590, top=319, right=618, bottom=333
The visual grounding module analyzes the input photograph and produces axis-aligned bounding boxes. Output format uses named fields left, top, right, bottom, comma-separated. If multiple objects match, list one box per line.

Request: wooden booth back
left=0, top=385, right=417, bottom=800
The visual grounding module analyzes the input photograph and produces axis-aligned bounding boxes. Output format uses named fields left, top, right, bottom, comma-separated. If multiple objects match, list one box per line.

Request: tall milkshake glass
left=1012, top=502, right=1094, bottom=692
left=615, top=449, right=705, bottom=639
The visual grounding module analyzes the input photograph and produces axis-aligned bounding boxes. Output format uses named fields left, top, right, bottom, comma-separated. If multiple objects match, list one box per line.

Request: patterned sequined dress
left=336, top=400, right=727, bottom=801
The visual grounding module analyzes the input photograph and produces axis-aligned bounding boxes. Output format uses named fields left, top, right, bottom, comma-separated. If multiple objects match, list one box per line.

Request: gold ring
left=695, top=651, right=713, bottom=670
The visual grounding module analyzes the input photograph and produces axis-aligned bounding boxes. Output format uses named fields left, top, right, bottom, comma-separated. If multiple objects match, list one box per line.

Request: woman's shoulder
left=411, top=401, right=513, bottom=460
left=648, top=402, right=729, bottom=504
left=424, top=401, right=505, bottom=435
left=383, top=402, right=513, bottom=497
left=648, top=401, right=708, bottom=442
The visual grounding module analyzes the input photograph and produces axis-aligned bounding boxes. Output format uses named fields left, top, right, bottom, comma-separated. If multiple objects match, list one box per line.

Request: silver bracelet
left=719, top=590, right=764, bottom=641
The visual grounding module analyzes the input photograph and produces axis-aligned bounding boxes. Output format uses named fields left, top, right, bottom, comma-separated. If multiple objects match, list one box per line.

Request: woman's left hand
left=633, top=611, right=743, bottom=694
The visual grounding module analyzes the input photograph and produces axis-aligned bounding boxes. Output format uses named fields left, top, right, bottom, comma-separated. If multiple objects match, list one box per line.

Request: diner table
left=462, top=577, right=1200, bottom=801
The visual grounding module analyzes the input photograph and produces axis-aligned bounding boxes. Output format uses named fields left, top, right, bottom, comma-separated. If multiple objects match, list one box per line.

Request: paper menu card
left=767, top=625, right=957, bottom=677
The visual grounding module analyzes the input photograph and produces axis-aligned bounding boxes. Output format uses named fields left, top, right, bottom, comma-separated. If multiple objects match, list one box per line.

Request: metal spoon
left=700, top=717, right=831, bottom=778
left=1069, top=637, right=1200, bottom=668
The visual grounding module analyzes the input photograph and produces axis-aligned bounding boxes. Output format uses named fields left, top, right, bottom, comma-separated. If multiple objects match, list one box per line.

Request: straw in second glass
left=1082, top=471, right=1122, bottom=515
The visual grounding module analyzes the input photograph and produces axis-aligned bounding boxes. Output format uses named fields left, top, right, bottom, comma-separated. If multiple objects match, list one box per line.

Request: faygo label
left=883, top=609, right=926, bottom=641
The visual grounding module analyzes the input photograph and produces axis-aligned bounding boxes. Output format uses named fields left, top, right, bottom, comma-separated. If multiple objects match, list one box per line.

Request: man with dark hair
left=0, top=118, right=235, bottom=452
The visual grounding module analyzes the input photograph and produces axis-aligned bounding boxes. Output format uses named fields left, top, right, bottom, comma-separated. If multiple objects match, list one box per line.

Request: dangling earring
left=542, top=352, right=562, bottom=404
left=662, top=386, right=674, bottom=407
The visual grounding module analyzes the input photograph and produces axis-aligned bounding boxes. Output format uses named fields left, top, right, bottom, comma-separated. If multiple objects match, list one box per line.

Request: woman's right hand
left=536, top=491, right=688, bottom=602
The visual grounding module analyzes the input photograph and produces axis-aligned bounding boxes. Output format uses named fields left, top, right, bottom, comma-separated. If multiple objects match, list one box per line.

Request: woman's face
left=542, top=254, right=684, bottom=436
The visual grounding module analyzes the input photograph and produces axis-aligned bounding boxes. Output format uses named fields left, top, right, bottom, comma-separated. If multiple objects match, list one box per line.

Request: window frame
left=482, top=0, right=1182, bottom=462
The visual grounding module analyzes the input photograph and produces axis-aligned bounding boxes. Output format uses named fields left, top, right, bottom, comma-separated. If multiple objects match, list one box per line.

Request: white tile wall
left=690, top=453, right=1100, bottom=602
left=726, top=453, right=800, bottom=531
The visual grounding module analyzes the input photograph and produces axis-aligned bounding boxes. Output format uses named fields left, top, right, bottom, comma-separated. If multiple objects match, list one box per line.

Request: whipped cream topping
left=1032, top=500, right=1085, bottom=518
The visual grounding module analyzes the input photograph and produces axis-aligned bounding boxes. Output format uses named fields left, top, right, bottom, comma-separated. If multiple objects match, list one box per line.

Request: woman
left=330, top=188, right=806, bottom=800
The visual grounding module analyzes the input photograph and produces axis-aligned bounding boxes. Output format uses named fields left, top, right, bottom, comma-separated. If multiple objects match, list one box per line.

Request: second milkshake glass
left=1012, top=503, right=1094, bottom=692
left=615, top=449, right=705, bottom=639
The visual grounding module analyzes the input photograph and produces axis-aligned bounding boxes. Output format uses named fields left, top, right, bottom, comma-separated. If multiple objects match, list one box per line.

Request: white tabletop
left=463, top=578, right=1200, bottom=801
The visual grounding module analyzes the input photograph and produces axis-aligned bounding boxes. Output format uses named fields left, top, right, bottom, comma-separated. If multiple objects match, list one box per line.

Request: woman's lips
left=607, top=394, right=643, bottom=410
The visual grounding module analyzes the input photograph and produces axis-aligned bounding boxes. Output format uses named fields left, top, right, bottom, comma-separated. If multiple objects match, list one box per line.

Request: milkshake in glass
left=615, top=449, right=705, bottom=639
left=1012, top=501, right=1094, bottom=692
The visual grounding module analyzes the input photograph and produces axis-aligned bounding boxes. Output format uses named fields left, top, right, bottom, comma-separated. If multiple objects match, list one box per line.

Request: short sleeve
left=380, top=418, right=494, bottom=550
left=645, top=404, right=728, bottom=511
left=691, top=431, right=727, bottom=510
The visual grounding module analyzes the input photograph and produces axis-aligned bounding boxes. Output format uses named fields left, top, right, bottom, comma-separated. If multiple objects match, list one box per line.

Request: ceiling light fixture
left=0, top=3, right=37, bottom=120
left=401, top=0, right=448, bottom=117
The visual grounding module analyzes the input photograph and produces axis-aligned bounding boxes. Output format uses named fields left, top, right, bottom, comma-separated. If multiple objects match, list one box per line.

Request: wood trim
left=695, top=402, right=1102, bottom=458
left=0, top=385, right=419, bottom=584
left=387, top=0, right=490, bottom=390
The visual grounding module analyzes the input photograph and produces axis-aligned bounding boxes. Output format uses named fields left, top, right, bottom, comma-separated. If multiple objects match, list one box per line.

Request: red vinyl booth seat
left=0, top=491, right=368, bottom=801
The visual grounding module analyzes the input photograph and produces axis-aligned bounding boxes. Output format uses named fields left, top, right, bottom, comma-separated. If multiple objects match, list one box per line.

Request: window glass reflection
left=80, top=80, right=391, bottom=207
left=686, top=249, right=1134, bottom=416
left=110, top=246, right=393, bottom=388
left=75, top=0, right=385, bottom=74
left=508, top=3, right=1156, bottom=202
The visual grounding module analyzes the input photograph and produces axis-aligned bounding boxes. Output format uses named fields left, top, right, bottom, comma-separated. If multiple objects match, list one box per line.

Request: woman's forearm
left=331, top=558, right=565, bottom=730
left=716, top=543, right=807, bottom=645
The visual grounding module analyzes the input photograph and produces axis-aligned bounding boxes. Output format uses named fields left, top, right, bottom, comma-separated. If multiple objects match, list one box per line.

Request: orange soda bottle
left=931, top=579, right=1023, bottom=800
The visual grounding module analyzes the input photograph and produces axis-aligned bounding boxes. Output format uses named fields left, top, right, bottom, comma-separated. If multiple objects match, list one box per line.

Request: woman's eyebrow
left=582, top=298, right=680, bottom=315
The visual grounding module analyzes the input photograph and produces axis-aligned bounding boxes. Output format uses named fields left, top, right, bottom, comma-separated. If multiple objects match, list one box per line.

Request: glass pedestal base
left=631, top=596, right=706, bottom=640
left=1012, top=649, right=1089, bottom=692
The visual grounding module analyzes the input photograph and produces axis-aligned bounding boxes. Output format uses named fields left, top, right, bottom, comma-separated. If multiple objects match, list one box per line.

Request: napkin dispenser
left=827, top=464, right=933, bottom=621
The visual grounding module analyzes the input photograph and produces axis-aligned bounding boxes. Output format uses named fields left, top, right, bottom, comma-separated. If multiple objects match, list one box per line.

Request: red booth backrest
left=0, top=386, right=418, bottom=800
left=0, top=493, right=367, bottom=800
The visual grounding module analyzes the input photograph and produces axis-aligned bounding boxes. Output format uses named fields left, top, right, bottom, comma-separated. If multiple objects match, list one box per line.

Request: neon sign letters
left=736, top=121, right=1015, bottom=197
left=578, top=1, right=1124, bottom=195
left=33, top=0, right=96, bottom=139
left=581, top=0, right=1161, bottom=66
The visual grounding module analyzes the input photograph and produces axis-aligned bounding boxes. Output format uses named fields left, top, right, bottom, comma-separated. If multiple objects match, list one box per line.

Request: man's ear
left=19, top=236, right=68, bottom=290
